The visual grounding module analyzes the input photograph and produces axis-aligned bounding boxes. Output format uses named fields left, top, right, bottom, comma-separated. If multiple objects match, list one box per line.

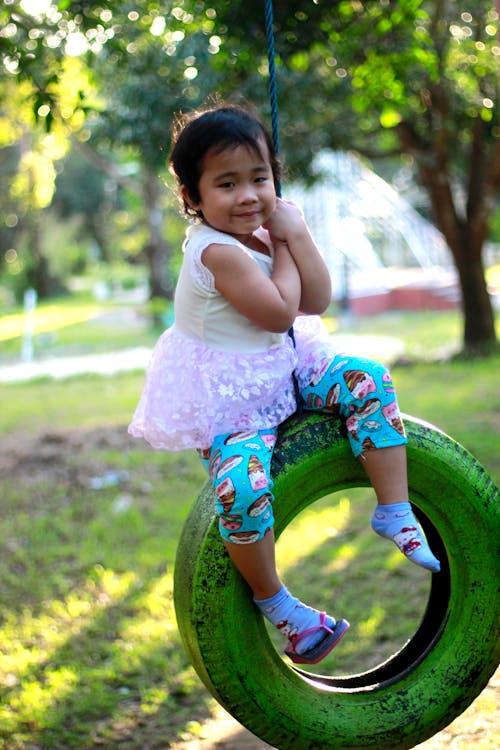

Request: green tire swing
left=174, top=412, right=500, bottom=750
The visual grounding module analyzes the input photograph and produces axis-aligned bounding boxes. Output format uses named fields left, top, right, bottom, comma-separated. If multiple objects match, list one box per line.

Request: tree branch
left=71, top=137, right=141, bottom=196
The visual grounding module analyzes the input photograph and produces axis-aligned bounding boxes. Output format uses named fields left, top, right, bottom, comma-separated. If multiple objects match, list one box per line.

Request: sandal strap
left=287, top=612, right=334, bottom=650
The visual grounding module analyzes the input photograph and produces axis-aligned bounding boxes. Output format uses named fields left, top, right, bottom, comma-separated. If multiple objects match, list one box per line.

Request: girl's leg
left=360, top=444, right=409, bottom=504
left=199, top=429, right=349, bottom=662
left=223, top=528, right=280, bottom=601
left=226, top=529, right=349, bottom=664
left=302, top=356, right=440, bottom=572
left=364, top=445, right=440, bottom=572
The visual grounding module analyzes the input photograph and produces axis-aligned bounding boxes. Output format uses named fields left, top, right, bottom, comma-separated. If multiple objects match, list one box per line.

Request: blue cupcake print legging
left=199, top=354, right=408, bottom=544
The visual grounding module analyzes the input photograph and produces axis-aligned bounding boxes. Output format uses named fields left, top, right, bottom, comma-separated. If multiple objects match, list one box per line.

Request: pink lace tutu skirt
left=128, top=316, right=335, bottom=451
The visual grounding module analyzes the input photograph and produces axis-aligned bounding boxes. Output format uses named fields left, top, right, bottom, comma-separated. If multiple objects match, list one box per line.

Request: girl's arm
left=264, top=199, right=332, bottom=314
left=202, top=240, right=301, bottom=333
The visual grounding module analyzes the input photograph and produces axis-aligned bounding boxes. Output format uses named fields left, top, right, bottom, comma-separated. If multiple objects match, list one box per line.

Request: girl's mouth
left=235, top=209, right=260, bottom=218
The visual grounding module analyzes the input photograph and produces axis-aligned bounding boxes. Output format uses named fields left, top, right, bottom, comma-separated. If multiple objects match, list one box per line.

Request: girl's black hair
left=169, top=104, right=281, bottom=217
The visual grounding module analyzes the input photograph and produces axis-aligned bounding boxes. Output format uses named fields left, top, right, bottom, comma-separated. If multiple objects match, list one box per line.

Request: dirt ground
left=2, top=426, right=498, bottom=750
left=0, top=424, right=136, bottom=487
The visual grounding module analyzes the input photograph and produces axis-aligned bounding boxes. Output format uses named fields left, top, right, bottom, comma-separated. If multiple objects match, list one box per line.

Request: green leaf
left=380, top=107, right=402, bottom=128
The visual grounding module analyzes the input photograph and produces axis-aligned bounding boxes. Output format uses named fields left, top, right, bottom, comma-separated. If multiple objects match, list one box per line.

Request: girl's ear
left=180, top=185, right=200, bottom=211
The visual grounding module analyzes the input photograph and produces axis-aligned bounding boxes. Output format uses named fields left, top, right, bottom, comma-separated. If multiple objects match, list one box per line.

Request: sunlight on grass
left=275, top=495, right=351, bottom=573
left=387, top=548, right=407, bottom=570
left=140, top=685, right=169, bottom=716
left=0, top=303, right=103, bottom=342
left=358, top=604, right=386, bottom=638
left=1, top=596, right=96, bottom=679
left=329, top=541, right=358, bottom=570
left=7, top=667, right=79, bottom=729
left=0, top=567, right=138, bottom=682
left=0, top=564, right=184, bottom=746
left=134, top=574, right=173, bottom=619
left=117, top=577, right=174, bottom=645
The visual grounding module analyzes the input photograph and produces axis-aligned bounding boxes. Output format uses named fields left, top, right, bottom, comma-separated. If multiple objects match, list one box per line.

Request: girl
left=129, top=104, right=440, bottom=666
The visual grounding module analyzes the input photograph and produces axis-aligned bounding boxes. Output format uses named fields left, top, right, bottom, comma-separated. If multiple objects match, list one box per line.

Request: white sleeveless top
left=173, top=223, right=285, bottom=353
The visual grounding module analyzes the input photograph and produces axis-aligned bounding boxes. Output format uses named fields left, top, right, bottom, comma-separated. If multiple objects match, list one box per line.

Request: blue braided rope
left=264, top=0, right=281, bottom=197
left=264, top=0, right=302, bottom=411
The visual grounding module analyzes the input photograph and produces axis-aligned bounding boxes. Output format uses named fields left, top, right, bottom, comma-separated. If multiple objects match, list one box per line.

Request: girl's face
left=182, top=139, right=277, bottom=241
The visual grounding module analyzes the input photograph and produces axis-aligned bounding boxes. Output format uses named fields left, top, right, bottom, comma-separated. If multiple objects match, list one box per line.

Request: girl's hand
left=264, top=198, right=332, bottom=314
left=263, top=198, right=308, bottom=245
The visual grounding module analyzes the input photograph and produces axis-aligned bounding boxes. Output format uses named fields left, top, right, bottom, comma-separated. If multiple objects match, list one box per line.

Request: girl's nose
left=237, top=184, right=258, bottom=203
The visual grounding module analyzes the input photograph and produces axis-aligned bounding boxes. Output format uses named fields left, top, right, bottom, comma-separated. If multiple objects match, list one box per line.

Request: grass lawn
left=0, top=305, right=498, bottom=749
left=0, top=293, right=160, bottom=362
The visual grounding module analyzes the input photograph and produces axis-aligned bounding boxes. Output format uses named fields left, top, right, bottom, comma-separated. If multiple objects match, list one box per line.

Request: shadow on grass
left=1, top=566, right=218, bottom=750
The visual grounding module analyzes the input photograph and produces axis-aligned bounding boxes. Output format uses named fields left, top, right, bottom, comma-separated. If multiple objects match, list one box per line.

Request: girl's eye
left=218, top=182, right=235, bottom=189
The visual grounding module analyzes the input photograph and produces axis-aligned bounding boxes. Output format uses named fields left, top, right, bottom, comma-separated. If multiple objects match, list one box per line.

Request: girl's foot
left=284, top=613, right=350, bottom=664
left=371, top=502, right=441, bottom=572
left=254, top=585, right=349, bottom=663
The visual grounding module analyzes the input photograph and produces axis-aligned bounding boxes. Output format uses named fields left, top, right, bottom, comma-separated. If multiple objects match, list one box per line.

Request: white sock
left=371, top=502, right=441, bottom=573
left=254, top=585, right=335, bottom=654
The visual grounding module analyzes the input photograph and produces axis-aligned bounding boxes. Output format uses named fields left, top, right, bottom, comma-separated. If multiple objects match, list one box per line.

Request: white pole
left=21, top=287, right=37, bottom=362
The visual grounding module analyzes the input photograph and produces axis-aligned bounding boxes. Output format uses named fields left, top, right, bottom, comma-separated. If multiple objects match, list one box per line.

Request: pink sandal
left=284, top=612, right=350, bottom=665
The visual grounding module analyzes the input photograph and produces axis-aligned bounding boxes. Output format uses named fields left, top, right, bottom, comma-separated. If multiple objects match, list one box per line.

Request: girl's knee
left=219, top=515, right=275, bottom=544
left=216, top=484, right=275, bottom=544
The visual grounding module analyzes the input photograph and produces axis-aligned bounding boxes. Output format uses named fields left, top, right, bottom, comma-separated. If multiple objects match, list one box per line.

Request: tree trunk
left=87, top=212, right=111, bottom=263
left=141, top=168, right=174, bottom=324
left=431, top=209, right=497, bottom=355
left=425, top=180, right=498, bottom=355
left=21, top=138, right=63, bottom=299
left=454, top=239, right=496, bottom=352
left=28, top=214, right=50, bottom=297
left=26, top=209, right=63, bottom=299
left=396, top=121, right=498, bottom=355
